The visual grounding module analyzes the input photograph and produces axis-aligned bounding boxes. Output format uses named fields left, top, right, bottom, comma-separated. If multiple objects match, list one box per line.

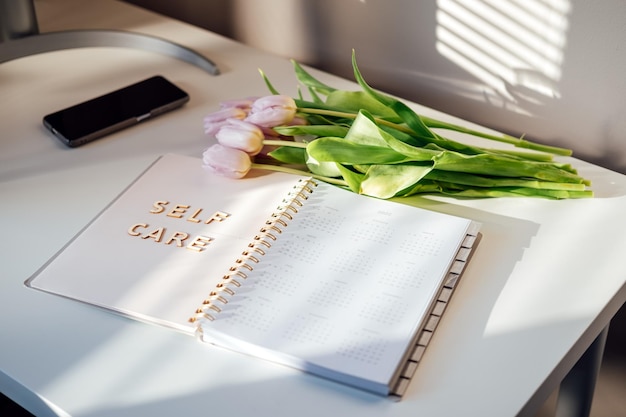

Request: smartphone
left=43, top=75, right=190, bottom=147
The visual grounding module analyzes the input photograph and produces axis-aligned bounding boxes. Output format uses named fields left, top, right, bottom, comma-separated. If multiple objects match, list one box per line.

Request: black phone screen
left=43, top=75, right=189, bottom=147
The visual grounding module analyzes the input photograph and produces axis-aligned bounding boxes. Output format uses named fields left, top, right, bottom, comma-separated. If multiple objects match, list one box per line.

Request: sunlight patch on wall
left=436, top=0, right=571, bottom=114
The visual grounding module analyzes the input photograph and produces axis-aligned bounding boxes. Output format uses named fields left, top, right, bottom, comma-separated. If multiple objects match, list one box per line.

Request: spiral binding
left=189, top=178, right=318, bottom=323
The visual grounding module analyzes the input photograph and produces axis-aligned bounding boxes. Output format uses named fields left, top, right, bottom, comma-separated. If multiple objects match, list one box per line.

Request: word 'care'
left=127, top=200, right=230, bottom=252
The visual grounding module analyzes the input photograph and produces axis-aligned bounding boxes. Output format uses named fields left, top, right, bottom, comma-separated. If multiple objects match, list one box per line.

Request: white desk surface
left=1, top=1, right=625, bottom=416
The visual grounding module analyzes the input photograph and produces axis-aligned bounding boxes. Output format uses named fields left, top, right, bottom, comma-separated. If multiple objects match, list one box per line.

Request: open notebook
left=26, top=153, right=480, bottom=398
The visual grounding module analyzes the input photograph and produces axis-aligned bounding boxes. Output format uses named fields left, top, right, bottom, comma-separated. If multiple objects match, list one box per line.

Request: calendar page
left=195, top=180, right=478, bottom=396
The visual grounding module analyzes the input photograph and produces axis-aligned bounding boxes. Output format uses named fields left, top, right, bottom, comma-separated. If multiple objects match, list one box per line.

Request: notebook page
left=198, top=181, right=473, bottom=394
left=26, top=154, right=307, bottom=333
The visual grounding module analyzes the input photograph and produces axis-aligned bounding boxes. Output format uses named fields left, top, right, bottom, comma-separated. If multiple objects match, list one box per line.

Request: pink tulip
left=219, top=97, right=257, bottom=111
left=202, top=144, right=252, bottom=179
left=289, top=116, right=308, bottom=126
left=203, top=107, right=247, bottom=136
left=245, top=95, right=297, bottom=127
left=215, top=119, right=264, bottom=155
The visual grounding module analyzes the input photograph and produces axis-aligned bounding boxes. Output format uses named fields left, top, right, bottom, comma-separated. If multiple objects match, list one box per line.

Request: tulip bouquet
left=202, top=52, right=592, bottom=199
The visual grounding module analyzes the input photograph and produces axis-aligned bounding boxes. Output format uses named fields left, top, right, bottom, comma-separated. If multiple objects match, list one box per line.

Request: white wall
left=127, top=0, right=626, bottom=174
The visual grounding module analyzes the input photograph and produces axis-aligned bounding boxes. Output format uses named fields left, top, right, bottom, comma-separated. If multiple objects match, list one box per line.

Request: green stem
left=421, top=116, right=572, bottom=156
left=263, top=139, right=308, bottom=148
left=298, top=107, right=361, bottom=121
left=250, top=163, right=349, bottom=187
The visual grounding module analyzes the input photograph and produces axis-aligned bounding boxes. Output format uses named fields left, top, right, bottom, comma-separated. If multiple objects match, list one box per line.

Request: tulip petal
left=203, top=108, right=247, bottom=136
left=215, top=119, right=264, bottom=155
left=246, top=95, right=297, bottom=127
left=202, top=144, right=252, bottom=179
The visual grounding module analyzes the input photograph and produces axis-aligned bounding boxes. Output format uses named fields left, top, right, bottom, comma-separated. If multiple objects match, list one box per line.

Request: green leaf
left=432, top=152, right=586, bottom=183
left=360, top=163, right=434, bottom=199
left=398, top=181, right=592, bottom=198
left=398, top=180, right=443, bottom=196
left=294, top=98, right=343, bottom=112
left=352, top=164, right=370, bottom=174
left=487, top=149, right=554, bottom=162
left=259, top=69, right=280, bottom=95
left=335, top=164, right=364, bottom=193
left=268, top=146, right=307, bottom=164
left=325, top=91, right=400, bottom=121
left=306, top=86, right=325, bottom=104
left=438, top=186, right=593, bottom=199
left=349, top=52, right=507, bottom=158
left=343, top=111, right=390, bottom=147
left=351, top=50, right=435, bottom=139
left=356, top=110, right=441, bottom=160
left=424, top=170, right=587, bottom=191
left=292, top=59, right=336, bottom=96
left=307, top=137, right=411, bottom=165
left=306, top=152, right=342, bottom=177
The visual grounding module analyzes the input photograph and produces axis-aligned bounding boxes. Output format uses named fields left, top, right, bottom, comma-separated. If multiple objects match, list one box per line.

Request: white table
left=1, top=1, right=625, bottom=416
